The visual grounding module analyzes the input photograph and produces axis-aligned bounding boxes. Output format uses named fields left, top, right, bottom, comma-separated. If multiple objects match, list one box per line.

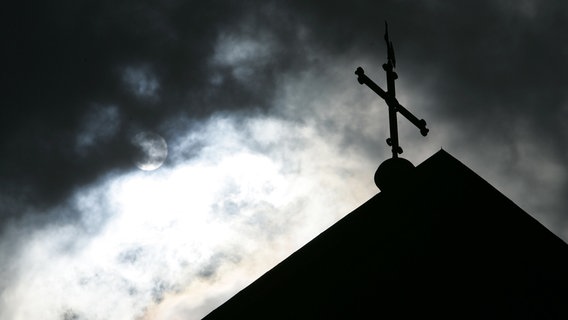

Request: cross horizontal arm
left=355, top=67, right=387, bottom=100
left=355, top=66, right=429, bottom=137
left=394, top=101, right=429, bottom=137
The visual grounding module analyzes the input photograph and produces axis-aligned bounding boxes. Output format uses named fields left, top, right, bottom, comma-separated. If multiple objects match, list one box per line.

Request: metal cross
left=355, top=22, right=428, bottom=158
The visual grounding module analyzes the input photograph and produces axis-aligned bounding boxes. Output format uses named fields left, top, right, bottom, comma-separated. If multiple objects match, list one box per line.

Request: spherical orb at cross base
left=374, top=157, right=416, bottom=191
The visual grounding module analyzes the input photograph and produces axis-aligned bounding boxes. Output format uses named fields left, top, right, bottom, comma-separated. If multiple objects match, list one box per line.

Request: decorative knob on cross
left=354, top=22, right=428, bottom=159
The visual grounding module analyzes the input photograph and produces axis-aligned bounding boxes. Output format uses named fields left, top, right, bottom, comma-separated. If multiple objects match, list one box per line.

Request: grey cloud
left=122, top=66, right=160, bottom=101
left=75, top=105, right=121, bottom=155
left=2, top=1, right=568, bottom=319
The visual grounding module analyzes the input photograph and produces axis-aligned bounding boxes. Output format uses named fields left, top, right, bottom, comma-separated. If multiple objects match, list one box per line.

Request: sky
left=1, top=1, right=567, bottom=319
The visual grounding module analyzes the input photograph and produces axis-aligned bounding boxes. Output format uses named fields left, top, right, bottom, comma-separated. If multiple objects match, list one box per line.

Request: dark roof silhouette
left=203, top=150, right=568, bottom=319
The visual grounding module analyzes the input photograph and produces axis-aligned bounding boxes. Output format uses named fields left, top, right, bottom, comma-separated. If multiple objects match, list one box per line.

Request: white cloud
left=0, top=101, right=378, bottom=319
left=5, top=50, right=565, bottom=320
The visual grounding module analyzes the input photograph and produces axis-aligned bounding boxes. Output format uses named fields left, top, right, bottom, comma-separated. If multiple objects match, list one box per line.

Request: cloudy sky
left=1, top=1, right=567, bottom=319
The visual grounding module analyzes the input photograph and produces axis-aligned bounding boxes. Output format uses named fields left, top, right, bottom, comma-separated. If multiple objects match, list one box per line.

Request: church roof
left=204, top=149, right=568, bottom=319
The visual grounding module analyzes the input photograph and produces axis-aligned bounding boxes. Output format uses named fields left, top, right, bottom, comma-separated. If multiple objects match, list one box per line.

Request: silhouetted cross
left=355, top=22, right=428, bottom=158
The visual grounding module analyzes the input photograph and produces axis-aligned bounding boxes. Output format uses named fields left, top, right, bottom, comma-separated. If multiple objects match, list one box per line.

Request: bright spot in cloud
left=122, top=66, right=160, bottom=100
left=211, top=32, right=274, bottom=81
left=131, top=131, right=169, bottom=171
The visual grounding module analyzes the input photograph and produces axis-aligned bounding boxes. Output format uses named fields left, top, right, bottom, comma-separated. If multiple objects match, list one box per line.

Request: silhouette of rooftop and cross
left=355, top=22, right=428, bottom=157
left=355, top=22, right=429, bottom=190
left=203, top=22, right=568, bottom=320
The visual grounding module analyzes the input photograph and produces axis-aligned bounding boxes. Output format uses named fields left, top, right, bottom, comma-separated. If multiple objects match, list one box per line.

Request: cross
left=355, top=22, right=428, bottom=158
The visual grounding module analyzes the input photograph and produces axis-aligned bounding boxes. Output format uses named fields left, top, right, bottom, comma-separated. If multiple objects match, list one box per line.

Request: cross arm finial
left=355, top=67, right=386, bottom=99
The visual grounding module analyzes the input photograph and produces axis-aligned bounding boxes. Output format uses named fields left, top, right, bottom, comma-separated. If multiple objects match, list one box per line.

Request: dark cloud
left=1, top=1, right=568, bottom=318
left=1, top=1, right=280, bottom=219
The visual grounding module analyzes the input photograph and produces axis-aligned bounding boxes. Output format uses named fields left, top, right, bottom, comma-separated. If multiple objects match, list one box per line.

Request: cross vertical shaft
left=383, top=27, right=400, bottom=158
left=388, top=102, right=399, bottom=158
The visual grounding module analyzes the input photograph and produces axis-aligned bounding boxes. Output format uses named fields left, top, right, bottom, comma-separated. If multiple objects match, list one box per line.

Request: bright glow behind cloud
left=0, top=105, right=378, bottom=319
left=2, top=48, right=563, bottom=319
left=2, top=2, right=568, bottom=320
